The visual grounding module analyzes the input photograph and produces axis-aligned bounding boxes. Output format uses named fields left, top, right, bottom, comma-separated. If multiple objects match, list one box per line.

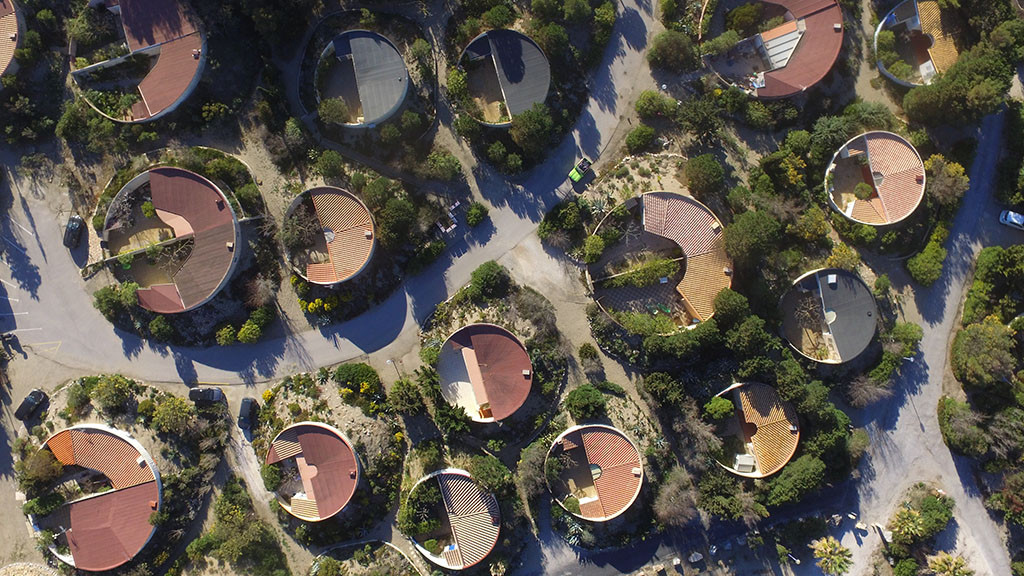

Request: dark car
left=15, top=389, right=47, bottom=421
left=188, top=387, right=224, bottom=404
left=63, top=215, right=85, bottom=249
left=237, top=397, right=258, bottom=430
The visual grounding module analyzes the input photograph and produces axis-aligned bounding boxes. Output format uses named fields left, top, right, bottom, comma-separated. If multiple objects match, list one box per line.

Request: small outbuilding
left=265, top=422, right=360, bottom=522
left=437, top=323, right=532, bottom=423
left=318, top=30, right=409, bottom=126
left=459, top=29, right=550, bottom=125
left=546, top=425, right=644, bottom=522
left=825, top=131, right=925, bottom=226
left=780, top=268, right=879, bottom=364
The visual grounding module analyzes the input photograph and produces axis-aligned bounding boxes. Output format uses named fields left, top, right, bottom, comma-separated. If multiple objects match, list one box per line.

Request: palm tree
left=809, top=536, right=853, bottom=576
left=889, top=507, right=925, bottom=545
left=927, top=552, right=974, bottom=576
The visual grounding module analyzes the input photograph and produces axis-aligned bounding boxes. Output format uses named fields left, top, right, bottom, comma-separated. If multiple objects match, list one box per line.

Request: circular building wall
left=457, top=29, right=550, bottom=126
left=265, top=421, right=360, bottom=522
left=285, top=186, right=376, bottom=286
left=545, top=424, right=643, bottom=522
left=315, top=30, right=409, bottom=127
left=825, top=131, right=925, bottom=227
left=780, top=268, right=879, bottom=364
left=406, top=469, right=500, bottom=570
left=437, top=323, right=532, bottom=422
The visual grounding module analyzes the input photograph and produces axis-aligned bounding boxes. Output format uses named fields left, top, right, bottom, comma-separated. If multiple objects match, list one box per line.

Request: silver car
left=1000, top=210, right=1024, bottom=231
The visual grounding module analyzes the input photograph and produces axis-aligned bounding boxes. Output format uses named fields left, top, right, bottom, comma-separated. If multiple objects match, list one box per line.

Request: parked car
left=15, top=389, right=47, bottom=420
left=188, top=387, right=224, bottom=404
left=568, top=158, right=592, bottom=182
left=1000, top=210, right=1024, bottom=231
left=63, top=215, right=85, bottom=248
left=237, top=397, right=258, bottom=430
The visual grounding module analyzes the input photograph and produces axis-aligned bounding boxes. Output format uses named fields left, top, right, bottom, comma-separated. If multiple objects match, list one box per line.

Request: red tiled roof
left=0, top=0, right=19, bottom=77
left=133, top=33, right=202, bottom=121
left=265, top=423, right=359, bottom=521
left=304, top=187, right=375, bottom=284
left=46, top=428, right=155, bottom=489
left=0, top=0, right=14, bottom=18
left=444, top=324, right=532, bottom=421
left=757, top=0, right=844, bottom=99
left=64, top=481, right=160, bottom=572
left=736, top=383, right=800, bottom=476
left=864, top=132, right=925, bottom=223
left=436, top=472, right=500, bottom=569
left=557, top=426, right=643, bottom=521
left=136, top=167, right=238, bottom=313
left=119, top=0, right=196, bottom=52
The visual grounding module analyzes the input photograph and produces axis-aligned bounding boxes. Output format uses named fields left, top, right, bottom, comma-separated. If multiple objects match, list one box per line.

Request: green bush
left=564, top=384, right=606, bottom=420
left=951, top=316, right=1017, bottom=389
left=582, top=235, right=605, bottom=263
left=318, top=97, right=349, bottom=124
left=236, top=320, right=262, bottom=344
left=23, top=492, right=66, bottom=517
left=937, top=395, right=989, bottom=457
left=216, top=325, right=237, bottom=346
left=333, top=362, right=381, bottom=391
left=468, top=261, right=511, bottom=300
left=602, top=258, right=679, bottom=288
left=906, top=227, right=948, bottom=286
left=142, top=200, right=156, bottom=218
left=648, top=30, right=696, bottom=73
left=686, top=154, right=725, bottom=199
left=704, top=396, right=735, bottom=420
left=427, top=150, right=462, bottom=181
left=261, top=463, right=282, bottom=491
left=316, top=150, right=345, bottom=179
left=466, top=201, right=489, bottom=226
left=148, top=315, right=175, bottom=342
left=626, top=124, right=656, bottom=153
left=635, top=90, right=673, bottom=119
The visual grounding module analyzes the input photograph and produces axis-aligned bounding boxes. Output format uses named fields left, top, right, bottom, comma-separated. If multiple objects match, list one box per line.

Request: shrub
left=648, top=30, right=696, bottom=72
left=466, top=201, right=489, bottom=226
left=483, top=4, right=515, bottom=27
left=427, top=150, right=462, bottom=181
left=377, top=197, right=417, bottom=248
left=704, top=396, right=734, bottom=420
left=23, top=493, right=66, bottom=517
left=582, top=235, right=605, bottom=263
left=636, top=90, right=673, bottom=119
left=626, top=124, right=656, bottom=153
left=236, top=320, right=262, bottom=344
left=702, top=29, right=741, bottom=56
left=564, top=384, right=606, bottom=420
left=91, top=375, right=135, bottom=414
left=510, top=103, right=554, bottom=159
left=316, top=149, right=345, bottom=179
left=951, top=317, right=1016, bottom=389
left=261, top=463, right=282, bottom=491
left=906, top=227, right=948, bottom=285
left=764, top=455, right=826, bottom=507
left=937, top=395, right=988, bottom=457
left=318, top=97, right=349, bottom=124
left=142, top=200, right=156, bottom=218
left=333, top=362, right=381, bottom=391
left=148, top=315, right=175, bottom=342
left=686, top=154, right=725, bottom=199
left=216, top=325, right=237, bottom=346
left=151, top=396, right=195, bottom=435
left=468, top=261, right=511, bottom=300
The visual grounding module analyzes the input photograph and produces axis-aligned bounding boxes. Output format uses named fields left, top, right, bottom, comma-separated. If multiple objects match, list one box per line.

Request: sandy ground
left=466, top=61, right=506, bottom=124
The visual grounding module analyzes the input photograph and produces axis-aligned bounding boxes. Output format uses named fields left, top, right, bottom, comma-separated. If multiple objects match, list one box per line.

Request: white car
left=1000, top=210, right=1024, bottom=231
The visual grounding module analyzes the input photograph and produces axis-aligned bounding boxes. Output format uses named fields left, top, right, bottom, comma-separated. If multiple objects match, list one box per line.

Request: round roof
left=0, top=0, right=21, bottom=78
left=780, top=268, right=879, bottom=364
left=826, top=131, right=925, bottom=226
left=289, top=186, right=376, bottom=285
left=545, top=425, right=643, bottom=522
left=318, top=30, right=409, bottom=126
left=408, top=469, right=500, bottom=570
left=437, top=323, right=532, bottom=422
left=103, top=166, right=240, bottom=314
left=459, top=29, right=551, bottom=125
left=714, top=382, right=800, bottom=478
left=41, top=425, right=162, bottom=572
left=265, top=422, right=360, bottom=522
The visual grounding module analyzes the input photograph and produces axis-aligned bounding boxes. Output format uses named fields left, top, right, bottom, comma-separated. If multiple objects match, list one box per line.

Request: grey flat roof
left=483, top=29, right=550, bottom=117
left=333, top=30, right=409, bottom=125
left=817, top=270, right=878, bottom=361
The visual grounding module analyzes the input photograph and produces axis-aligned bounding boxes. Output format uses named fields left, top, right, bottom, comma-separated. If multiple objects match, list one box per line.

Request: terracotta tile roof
left=136, top=167, right=238, bottom=313
left=917, top=0, right=959, bottom=73
left=757, top=0, right=844, bottom=99
left=643, top=192, right=732, bottom=322
left=865, top=132, right=925, bottom=223
left=66, top=429, right=155, bottom=489
left=441, top=324, right=532, bottom=422
left=736, top=383, right=800, bottom=476
left=47, top=430, right=75, bottom=465
left=676, top=244, right=732, bottom=322
left=0, top=1, right=19, bottom=78
left=556, top=426, right=643, bottom=521
left=133, top=33, right=202, bottom=121
left=437, top=472, right=500, bottom=569
left=265, top=423, right=359, bottom=521
left=64, top=481, right=160, bottom=572
left=305, top=187, right=375, bottom=284
left=118, top=0, right=196, bottom=52
left=761, top=19, right=799, bottom=42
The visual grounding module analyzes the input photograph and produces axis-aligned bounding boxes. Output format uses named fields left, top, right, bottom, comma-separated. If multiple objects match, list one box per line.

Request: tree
left=937, top=396, right=989, bottom=456
left=702, top=30, right=741, bottom=56
left=92, top=375, right=134, bottom=414
left=468, top=261, right=511, bottom=300
left=725, top=2, right=763, bottom=35
left=483, top=4, right=515, bottom=28
left=686, top=154, right=725, bottom=199
left=626, top=124, right=656, bottom=153
left=152, top=396, right=196, bottom=435
left=826, top=243, right=860, bottom=271
left=889, top=508, right=925, bottom=545
left=925, top=154, right=970, bottom=207
left=703, top=396, right=734, bottom=420
left=636, top=90, right=673, bottom=119
left=427, top=150, right=462, bottom=181
left=653, top=466, right=698, bottom=526
left=904, top=41, right=1011, bottom=125
left=216, top=325, right=237, bottom=346
left=564, top=384, right=606, bottom=420
left=411, top=38, right=432, bottom=64
left=951, top=317, right=1016, bottom=389
left=468, top=454, right=512, bottom=497
left=810, top=536, right=852, bottom=576
left=318, top=97, right=349, bottom=124
left=281, top=202, right=322, bottom=252
left=389, top=378, right=424, bottom=414
left=236, top=320, right=262, bottom=344
left=789, top=205, right=830, bottom=244
left=583, top=235, right=605, bottom=264
left=531, top=21, right=568, bottom=55
left=316, top=150, right=345, bottom=179
left=434, top=401, right=471, bottom=439
left=927, top=552, right=974, bottom=576
left=19, top=449, right=63, bottom=493
left=510, top=103, right=554, bottom=159
left=676, top=96, right=723, bottom=142
left=712, top=288, right=749, bottom=331
left=377, top=197, right=417, bottom=248
left=647, top=30, right=696, bottom=73
left=989, top=470, right=1024, bottom=526
left=466, top=201, right=489, bottom=226
left=764, top=455, right=825, bottom=506
left=333, top=363, right=381, bottom=390
left=563, top=0, right=592, bottom=20
left=907, top=227, right=948, bottom=286
left=809, top=115, right=852, bottom=166
left=724, top=210, right=781, bottom=267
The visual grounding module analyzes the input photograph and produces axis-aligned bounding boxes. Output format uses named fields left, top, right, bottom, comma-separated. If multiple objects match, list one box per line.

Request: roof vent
left=723, top=266, right=733, bottom=276
left=833, top=23, right=842, bottom=31
left=192, top=49, right=201, bottom=60
left=631, top=467, right=642, bottom=476
left=916, top=174, right=924, bottom=183
left=827, top=273, right=838, bottom=286
left=8, top=33, right=16, bottom=41
left=522, top=369, right=531, bottom=377
left=226, top=241, right=234, bottom=251
left=711, top=221, right=721, bottom=231
left=364, top=230, right=373, bottom=239
left=349, top=469, right=356, bottom=478
left=149, top=500, right=158, bottom=509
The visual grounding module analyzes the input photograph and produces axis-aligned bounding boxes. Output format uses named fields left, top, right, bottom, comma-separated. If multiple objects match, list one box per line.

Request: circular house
left=265, top=422, right=360, bottom=522
left=437, top=323, right=532, bottom=423
left=35, top=425, right=162, bottom=572
left=287, top=187, right=376, bottom=286
left=545, top=425, right=644, bottom=522
left=704, top=0, right=843, bottom=99
left=458, top=29, right=550, bottom=126
left=780, top=268, right=879, bottom=364
left=0, top=0, right=23, bottom=80
left=316, top=30, right=409, bottom=127
left=874, top=0, right=961, bottom=87
left=825, top=131, right=925, bottom=227
left=71, top=0, right=206, bottom=122
left=406, top=469, right=500, bottom=571
left=102, top=166, right=241, bottom=314
left=714, top=382, right=799, bottom=478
